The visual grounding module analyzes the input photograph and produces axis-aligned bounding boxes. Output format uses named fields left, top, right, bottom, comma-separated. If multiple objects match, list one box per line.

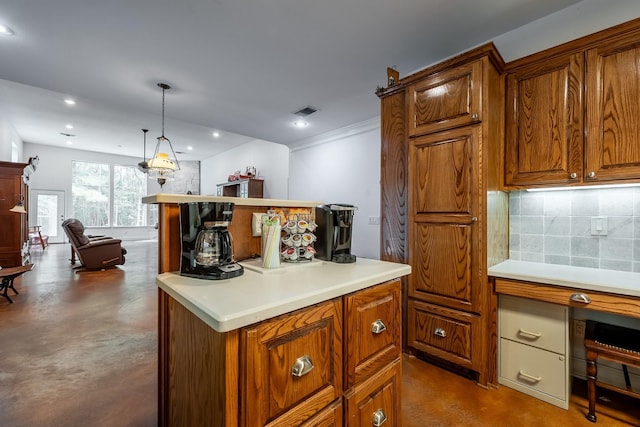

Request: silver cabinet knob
left=569, top=293, right=591, bottom=304
left=471, top=113, right=479, bottom=121
left=588, top=171, right=596, bottom=178
left=471, top=217, right=478, bottom=223
left=371, top=319, right=387, bottom=334
left=569, top=172, right=577, bottom=179
left=291, top=355, right=314, bottom=377
left=434, top=328, right=446, bottom=338
left=372, top=409, right=387, bottom=426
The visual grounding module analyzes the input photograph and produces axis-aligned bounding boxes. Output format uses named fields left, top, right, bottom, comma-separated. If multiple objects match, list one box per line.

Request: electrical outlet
left=573, top=319, right=586, bottom=338
left=590, top=216, right=608, bottom=236
left=252, top=212, right=265, bottom=237
left=368, top=216, right=380, bottom=225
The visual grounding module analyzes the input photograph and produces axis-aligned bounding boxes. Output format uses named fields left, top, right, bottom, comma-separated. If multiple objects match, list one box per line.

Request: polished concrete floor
left=1, top=242, right=638, bottom=426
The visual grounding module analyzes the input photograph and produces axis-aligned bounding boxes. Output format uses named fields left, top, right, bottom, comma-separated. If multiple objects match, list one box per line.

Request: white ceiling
left=0, top=0, right=584, bottom=161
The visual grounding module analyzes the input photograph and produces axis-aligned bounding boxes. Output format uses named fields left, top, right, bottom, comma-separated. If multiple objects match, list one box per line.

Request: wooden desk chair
left=584, top=320, right=640, bottom=422
left=0, top=264, right=34, bottom=303
left=29, top=225, right=48, bottom=250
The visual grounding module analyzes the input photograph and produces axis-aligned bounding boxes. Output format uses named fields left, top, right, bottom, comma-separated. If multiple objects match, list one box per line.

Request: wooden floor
left=1, top=242, right=638, bottom=426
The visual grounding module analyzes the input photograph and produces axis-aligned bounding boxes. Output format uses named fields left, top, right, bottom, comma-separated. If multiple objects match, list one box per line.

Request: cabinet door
left=409, top=127, right=481, bottom=313
left=505, top=54, right=584, bottom=186
left=344, top=358, right=401, bottom=427
left=300, top=400, right=342, bottom=427
left=241, top=300, right=343, bottom=427
left=586, top=38, right=640, bottom=182
left=407, top=60, right=482, bottom=136
left=344, top=279, right=401, bottom=389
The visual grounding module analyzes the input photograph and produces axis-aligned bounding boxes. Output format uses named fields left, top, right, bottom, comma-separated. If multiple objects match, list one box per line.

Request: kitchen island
left=157, top=258, right=410, bottom=426
left=145, top=194, right=411, bottom=426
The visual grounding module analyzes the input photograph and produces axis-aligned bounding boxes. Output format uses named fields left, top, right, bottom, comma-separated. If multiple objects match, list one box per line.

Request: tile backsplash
left=509, top=187, right=640, bottom=273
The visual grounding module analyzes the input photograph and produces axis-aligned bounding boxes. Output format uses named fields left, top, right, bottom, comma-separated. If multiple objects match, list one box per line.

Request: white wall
left=23, top=143, right=157, bottom=241
left=494, top=0, right=640, bottom=62
left=0, top=115, right=24, bottom=162
left=200, top=139, right=289, bottom=199
left=289, top=119, right=381, bottom=260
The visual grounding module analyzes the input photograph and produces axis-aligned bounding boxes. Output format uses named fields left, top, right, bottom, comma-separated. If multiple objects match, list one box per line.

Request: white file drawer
left=499, top=295, right=567, bottom=354
left=498, top=295, right=570, bottom=409
left=499, top=338, right=569, bottom=407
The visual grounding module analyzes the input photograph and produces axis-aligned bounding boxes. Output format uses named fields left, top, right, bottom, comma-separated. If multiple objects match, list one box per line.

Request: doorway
left=30, top=190, right=65, bottom=244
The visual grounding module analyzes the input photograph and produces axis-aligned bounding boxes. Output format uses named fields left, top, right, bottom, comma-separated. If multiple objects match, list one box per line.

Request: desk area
left=489, top=260, right=640, bottom=416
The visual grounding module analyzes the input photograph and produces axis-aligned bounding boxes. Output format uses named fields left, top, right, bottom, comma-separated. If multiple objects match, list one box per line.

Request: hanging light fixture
left=9, top=195, right=27, bottom=214
left=137, top=128, right=149, bottom=173
left=148, top=83, right=180, bottom=187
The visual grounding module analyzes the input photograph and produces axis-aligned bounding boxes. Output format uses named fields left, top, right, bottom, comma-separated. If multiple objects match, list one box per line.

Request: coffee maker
left=315, top=204, right=357, bottom=263
left=179, top=202, right=244, bottom=280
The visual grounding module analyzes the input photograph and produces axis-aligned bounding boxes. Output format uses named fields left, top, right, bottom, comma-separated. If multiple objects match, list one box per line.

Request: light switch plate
left=252, top=212, right=265, bottom=237
left=590, top=216, right=608, bottom=236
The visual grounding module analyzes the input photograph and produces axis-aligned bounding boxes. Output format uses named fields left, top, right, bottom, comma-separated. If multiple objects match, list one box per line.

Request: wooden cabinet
left=159, top=279, right=402, bottom=426
left=378, top=44, right=507, bottom=386
left=242, top=299, right=343, bottom=426
left=498, top=295, right=571, bottom=409
left=407, top=60, right=482, bottom=136
left=217, top=178, right=264, bottom=198
left=0, top=161, right=29, bottom=267
left=505, top=18, right=640, bottom=187
left=505, top=54, right=584, bottom=186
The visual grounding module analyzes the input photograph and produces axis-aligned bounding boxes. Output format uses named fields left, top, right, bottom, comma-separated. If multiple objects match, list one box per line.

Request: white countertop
left=156, top=257, right=411, bottom=332
left=489, top=260, right=640, bottom=298
left=142, top=193, right=323, bottom=208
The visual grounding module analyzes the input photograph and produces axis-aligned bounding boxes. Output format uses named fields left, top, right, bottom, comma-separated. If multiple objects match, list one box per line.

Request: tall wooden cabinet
left=378, top=43, right=509, bottom=386
left=0, top=161, right=29, bottom=267
left=505, top=17, right=640, bottom=188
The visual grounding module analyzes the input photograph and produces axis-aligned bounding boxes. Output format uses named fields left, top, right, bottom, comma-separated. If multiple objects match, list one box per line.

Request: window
left=114, top=165, right=147, bottom=226
left=72, top=161, right=110, bottom=227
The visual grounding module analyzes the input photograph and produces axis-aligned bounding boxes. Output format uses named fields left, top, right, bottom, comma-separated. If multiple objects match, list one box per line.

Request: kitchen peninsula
left=143, top=195, right=411, bottom=426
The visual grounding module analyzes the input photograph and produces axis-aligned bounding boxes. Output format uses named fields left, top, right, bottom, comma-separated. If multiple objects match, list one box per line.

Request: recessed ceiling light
left=66, top=140, right=73, bottom=145
left=64, top=98, right=76, bottom=106
left=292, top=120, right=309, bottom=128
left=65, top=124, right=74, bottom=129
left=212, top=131, right=220, bottom=138
left=0, top=25, right=14, bottom=36
left=187, top=146, right=193, bottom=151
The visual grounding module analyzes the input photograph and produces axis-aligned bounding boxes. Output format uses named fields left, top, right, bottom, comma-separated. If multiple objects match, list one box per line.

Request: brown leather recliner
left=61, top=219, right=126, bottom=269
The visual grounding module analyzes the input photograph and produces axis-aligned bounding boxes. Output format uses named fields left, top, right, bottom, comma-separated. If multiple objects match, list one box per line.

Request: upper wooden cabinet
left=585, top=36, right=640, bottom=182
left=505, top=17, right=640, bottom=188
left=0, top=161, right=29, bottom=267
left=408, top=60, right=482, bottom=136
left=505, top=54, right=584, bottom=186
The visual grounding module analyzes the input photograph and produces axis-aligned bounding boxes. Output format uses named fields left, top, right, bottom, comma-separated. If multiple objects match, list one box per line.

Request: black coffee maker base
left=332, top=254, right=356, bottom=263
left=181, top=263, right=244, bottom=280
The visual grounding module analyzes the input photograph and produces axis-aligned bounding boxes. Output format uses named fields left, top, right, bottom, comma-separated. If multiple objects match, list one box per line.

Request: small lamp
left=9, top=195, right=27, bottom=214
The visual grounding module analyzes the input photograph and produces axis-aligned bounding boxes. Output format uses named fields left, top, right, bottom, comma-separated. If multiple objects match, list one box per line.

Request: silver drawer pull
left=518, top=370, right=542, bottom=383
left=371, top=319, right=387, bottom=334
left=291, top=355, right=314, bottom=377
left=569, top=293, right=591, bottom=304
left=518, top=328, right=542, bottom=339
left=434, top=328, right=446, bottom=338
left=372, top=409, right=387, bottom=426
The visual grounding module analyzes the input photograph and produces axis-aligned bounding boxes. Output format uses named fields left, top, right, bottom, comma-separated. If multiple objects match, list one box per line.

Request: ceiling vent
left=293, top=106, right=318, bottom=117
left=60, top=132, right=76, bottom=137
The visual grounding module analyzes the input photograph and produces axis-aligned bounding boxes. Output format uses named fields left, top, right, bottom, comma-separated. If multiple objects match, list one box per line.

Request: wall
left=289, top=119, right=380, bottom=260
left=0, top=114, right=24, bottom=162
left=200, top=139, right=289, bottom=199
left=23, top=143, right=199, bottom=241
left=509, top=188, right=640, bottom=273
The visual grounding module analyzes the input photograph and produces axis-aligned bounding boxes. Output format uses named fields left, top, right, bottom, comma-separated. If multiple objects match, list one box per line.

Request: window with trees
left=71, top=161, right=110, bottom=227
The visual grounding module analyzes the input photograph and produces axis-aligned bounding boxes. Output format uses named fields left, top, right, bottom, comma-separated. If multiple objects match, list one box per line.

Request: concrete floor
left=1, top=242, right=638, bottom=426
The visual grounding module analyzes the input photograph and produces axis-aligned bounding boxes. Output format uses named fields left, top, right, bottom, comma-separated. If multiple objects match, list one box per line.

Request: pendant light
left=137, top=128, right=149, bottom=173
left=148, top=83, right=180, bottom=187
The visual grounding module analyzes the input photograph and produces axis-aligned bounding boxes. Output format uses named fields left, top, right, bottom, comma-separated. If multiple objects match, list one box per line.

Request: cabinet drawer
left=300, top=399, right=342, bottom=427
left=407, top=299, right=480, bottom=369
left=241, top=300, right=343, bottom=427
left=344, top=358, right=401, bottom=427
left=344, top=279, right=401, bottom=389
left=408, top=60, right=482, bottom=136
left=499, top=338, right=569, bottom=407
left=499, top=295, right=567, bottom=354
